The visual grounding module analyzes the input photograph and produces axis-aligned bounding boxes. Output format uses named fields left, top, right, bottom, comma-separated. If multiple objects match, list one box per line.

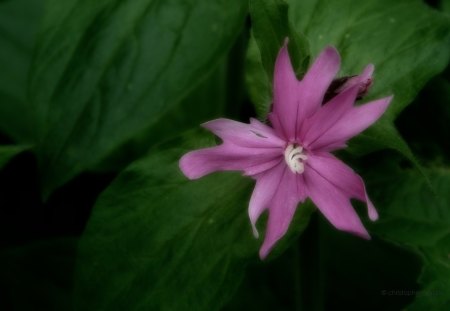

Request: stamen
left=284, top=144, right=307, bottom=174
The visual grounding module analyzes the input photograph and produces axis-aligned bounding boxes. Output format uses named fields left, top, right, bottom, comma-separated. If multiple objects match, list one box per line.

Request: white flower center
left=284, top=144, right=307, bottom=174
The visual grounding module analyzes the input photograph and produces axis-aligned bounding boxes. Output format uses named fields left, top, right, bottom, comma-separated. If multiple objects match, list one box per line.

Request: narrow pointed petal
left=310, top=95, right=393, bottom=151
left=301, top=85, right=359, bottom=147
left=307, top=153, right=378, bottom=221
left=203, top=118, right=285, bottom=148
left=297, top=46, right=340, bottom=127
left=304, top=163, right=370, bottom=239
left=259, top=170, right=306, bottom=259
left=179, top=144, right=282, bottom=179
left=272, top=41, right=299, bottom=140
left=249, top=162, right=285, bottom=238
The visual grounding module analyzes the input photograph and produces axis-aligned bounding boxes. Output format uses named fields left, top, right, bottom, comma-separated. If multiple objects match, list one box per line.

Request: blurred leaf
left=93, top=58, right=229, bottom=172
left=409, top=240, right=450, bottom=311
left=30, top=0, right=247, bottom=196
left=368, top=168, right=450, bottom=310
left=245, top=38, right=272, bottom=117
left=0, top=0, right=42, bottom=142
left=94, top=29, right=250, bottom=173
left=370, top=169, right=450, bottom=247
left=0, top=145, right=29, bottom=169
left=442, top=0, right=450, bottom=13
left=0, top=238, right=76, bottom=311
left=75, top=128, right=314, bottom=310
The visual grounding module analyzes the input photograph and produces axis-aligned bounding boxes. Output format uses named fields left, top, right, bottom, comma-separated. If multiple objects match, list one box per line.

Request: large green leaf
left=368, top=168, right=450, bottom=310
left=0, top=0, right=42, bottom=142
left=30, top=0, right=247, bottom=196
left=74, top=130, right=314, bottom=310
left=92, top=58, right=229, bottom=172
left=95, top=32, right=249, bottom=173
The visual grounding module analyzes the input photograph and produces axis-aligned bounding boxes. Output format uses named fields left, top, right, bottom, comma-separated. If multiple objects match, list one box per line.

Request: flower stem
left=293, top=243, right=302, bottom=311
left=297, top=212, right=325, bottom=311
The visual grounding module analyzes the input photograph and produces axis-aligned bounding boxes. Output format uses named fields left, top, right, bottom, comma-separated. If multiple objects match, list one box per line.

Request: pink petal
left=296, top=46, right=340, bottom=127
left=259, top=168, right=306, bottom=259
left=306, top=153, right=378, bottom=221
left=272, top=41, right=300, bottom=140
left=304, top=160, right=371, bottom=239
left=179, top=118, right=287, bottom=179
left=301, top=85, right=359, bottom=147
left=203, top=118, right=285, bottom=148
left=179, top=143, right=283, bottom=179
left=268, top=112, right=287, bottom=140
left=248, top=162, right=285, bottom=238
left=310, top=95, right=393, bottom=151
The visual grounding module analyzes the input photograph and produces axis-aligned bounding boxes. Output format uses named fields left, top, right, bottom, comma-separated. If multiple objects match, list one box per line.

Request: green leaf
left=410, top=241, right=450, bottom=311
left=245, top=37, right=272, bottom=117
left=92, top=58, right=229, bottom=172
left=95, top=32, right=249, bottom=172
left=0, top=0, right=42, bottom=142
left=370, top=169, right=450, bottom=247
left=0, top=145, right=29, bottom=169
left=74, top=129, right=314, bottom=310
left=368, top=168, right=450, bottom=309
left=30, top=0, right=247, bottom=196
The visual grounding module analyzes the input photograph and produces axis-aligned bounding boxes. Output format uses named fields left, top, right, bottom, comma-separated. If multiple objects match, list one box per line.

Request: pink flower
left=179, top=41, right=392, bottom=259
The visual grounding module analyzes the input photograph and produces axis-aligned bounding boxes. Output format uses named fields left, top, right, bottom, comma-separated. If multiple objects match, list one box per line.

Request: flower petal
left=306, top=153, right=378, bottom=221
left=203, top=118, right=285, bottom=148
left=304, top=161, right=370, bottom=239
left=301, top=85, right=359, bottom=147
left=248, top=162, right=285, bottom=238
left=179, top=144, right=282, bottom=179
left=259, top=169, right=306, bottom=259
left=272, top=41, right=299, bottom=140
left=310, top=95, right=393, bottom=151
left=296, top=46, right=340, bottom=127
